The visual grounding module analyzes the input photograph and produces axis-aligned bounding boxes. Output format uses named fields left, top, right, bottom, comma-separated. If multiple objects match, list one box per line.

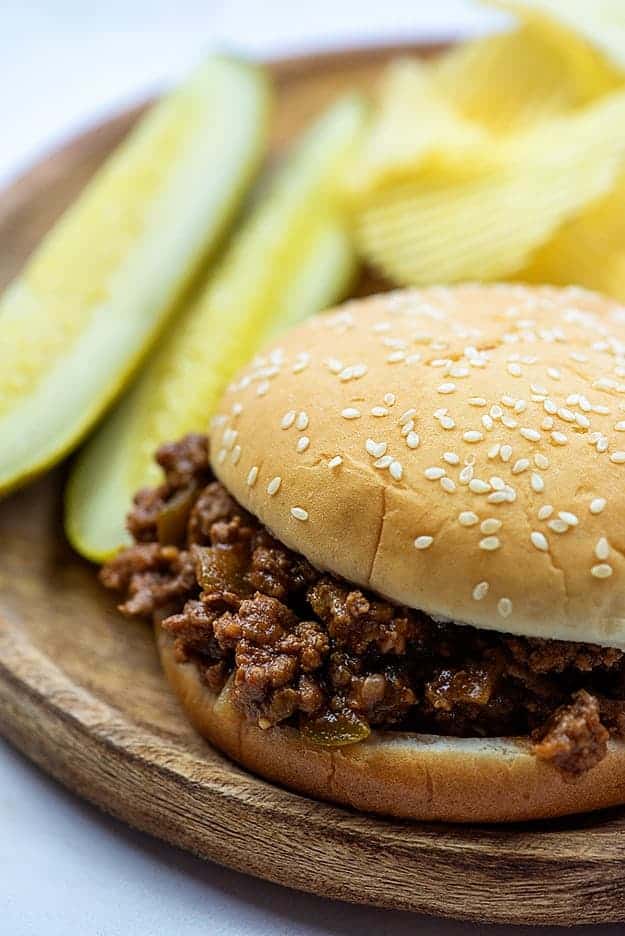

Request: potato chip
left=354, top=89, right=625, bottom=286
left=345, top=59, right=496, bottom=197
left=490, top=1, right=625, bottom=72
left=521, top=172, right=625, bottom=299
left=433, top=22, right=620, bottom=133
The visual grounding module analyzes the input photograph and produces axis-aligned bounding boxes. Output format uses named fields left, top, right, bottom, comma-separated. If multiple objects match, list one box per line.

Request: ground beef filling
left=101, top=434, right=625, bottom=775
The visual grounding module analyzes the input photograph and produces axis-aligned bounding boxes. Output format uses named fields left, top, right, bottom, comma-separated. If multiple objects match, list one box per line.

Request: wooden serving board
left=1, top=45, right=624, bottom=928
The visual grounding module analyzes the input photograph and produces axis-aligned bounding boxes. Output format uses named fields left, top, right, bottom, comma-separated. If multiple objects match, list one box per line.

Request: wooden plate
left=1, top=45, right=624, bottom=928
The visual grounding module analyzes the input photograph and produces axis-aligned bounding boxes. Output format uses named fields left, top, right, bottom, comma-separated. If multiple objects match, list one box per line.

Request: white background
left=0, top=2, right=621, bottom=934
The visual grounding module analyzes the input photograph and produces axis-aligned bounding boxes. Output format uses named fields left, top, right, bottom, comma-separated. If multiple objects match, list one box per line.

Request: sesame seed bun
left=157, top=624, right=625, bottom=822
left=211, top=283, right=625, bottom=649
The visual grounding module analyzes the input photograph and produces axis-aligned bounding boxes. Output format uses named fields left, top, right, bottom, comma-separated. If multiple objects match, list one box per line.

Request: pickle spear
left=0, top=57, right=270, bottom=494
left=66, top=94, right=366, bottom=561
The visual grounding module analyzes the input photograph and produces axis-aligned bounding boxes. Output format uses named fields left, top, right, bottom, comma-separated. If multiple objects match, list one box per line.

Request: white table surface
left=0, top=2, right=620, bottom=933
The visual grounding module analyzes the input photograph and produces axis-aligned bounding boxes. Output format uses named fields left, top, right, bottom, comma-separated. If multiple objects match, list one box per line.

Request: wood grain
left=1, top=44, right=624, bottom=926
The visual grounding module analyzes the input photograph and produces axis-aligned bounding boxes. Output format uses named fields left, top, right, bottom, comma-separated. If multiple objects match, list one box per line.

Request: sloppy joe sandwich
left=102, top=284, right=625, bottom=822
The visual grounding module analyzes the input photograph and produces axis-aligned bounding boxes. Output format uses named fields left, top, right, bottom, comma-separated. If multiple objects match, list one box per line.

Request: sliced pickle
left=301, top=709, right=371, bottom=747
left=0, top=56, right=270, bottom=494
left=65, top=94, right=366, bottom=561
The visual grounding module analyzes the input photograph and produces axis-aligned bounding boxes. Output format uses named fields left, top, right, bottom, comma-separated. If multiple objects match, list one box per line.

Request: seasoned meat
left=532, top=691, right=609, bottom=775
left=101, top=434, right=625, bottom=775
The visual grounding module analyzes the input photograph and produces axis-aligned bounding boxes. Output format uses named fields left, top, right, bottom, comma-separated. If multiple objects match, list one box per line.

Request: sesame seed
left=591, top=563, right=613, bottom=579
left=559, top=511, right=579, bottom=526
left=223, top=427, right=238, bottom=449
left=459, top=465, right=474, bottom=484
left=399, top=409, right=417, bottom=425
left=384, top=393, right=396, bottom=406
left=401, top=421, right=415, bottom=436
left=512, top=458, right=530, bottom=475
left=434, top=408, right=448, bottom=419
left=501, top=395, right=515, bottom=408
left=425, top=467, right=445, bottom=480
left=352, top=363, right=367, bottom=378
left=371, top=406, right=388, bottom=417
left=296, top=411, right=309, bottom=430
left=232, top=402, right=243, bottom=416
left=488, top=443, right=501, bottom=459
left=296, top=436, right=310, bottom=453
left=514, top=400, right=527, bottom=414
left=520, top=427, right=541, bottom=442
left=406, top=431, right=420, bottom=449
left=497, top=598, right=513, bottom=618
left=490, top=404, right=504, bottom=419
left=469, top=397, right=487, bottom=407
left=341, top=408, right=360, bottom=419
left=390, top=461, right=403, bottom=481
left=551, top=431, right=568, bottom=445
left=547, top=367, right=561, bottom=380
left=502, top=416, right=518, bottom=429
left=507, top=363, right=522, bottom=377
left=374, top=455, right=393, bottom=468
left=590, top=497, right=606, bottom=515
left=256, top=381, right=269, bottom=396
left=463, top=430, right=484, bottom=443
left=531, top=383, right=548, bottom=395
left=470, top=479, right=492, bottom=494
left=472, top=581, right=489, bottom=600
left=414, top=535, right=434, bottom=550
left=327, top=456, right=342, bottom=469
left=597, top=437, right=609, bottom=453
left=216, top=448, right=227, bottom=465
left=481, top=518, right=502, bottom=534
left=440, top=476, right=456, bottom=493
left=459, top=511, right=479, bottom=527
left=548, top=518, right=569, bottom=533
left=480, top=536, right=501, bottom=551
left=557, top=408, right=575, bottom=423
left=534, top=453, right=549, bottom=469
left=290, top=507, right=308, bottom=521
left=543, top=399, right=557, bottom=415
left=595, top=537, right=610, bottom=560
left=387, top=350, right=406, bottom=363
left=610, top=451, right=625, bottom=463
left=440, top=416, right=456, bottom=430
left=522, top=467, right=541, bottom=492
left=538, top=504, right=554, bottom=520
left=231, top=445, right=241, bottom=465
left=246, top=466, right=259, bottom=487
left=500, top=444, right=512, bottom=462
left=615, top=421, right=625, bottom=431
left=531, top=531, right=549, bottom=551
left=482, top=414, right=494, bottom=431
left=443, top=451, right=460, bottom=465
left=324, top=357, right=343, bottom=373
left=487, top=491, right=508, bottom=504
left=365, top=439, right=387, bottom=458
left=267, top=476, right=282, bottom=496
left=438, top=382, right=457, bottom=394
left=281, top=410, right=296, bottom=429
left=489, top=476, right=505, bottom=490
left=542, top=417, right=555, bottom=430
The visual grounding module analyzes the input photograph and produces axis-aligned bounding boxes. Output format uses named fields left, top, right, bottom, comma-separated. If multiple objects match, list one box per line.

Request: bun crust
left=158, top=626, right=625, bottom=822
left=211, top=284, right=625, bottom=648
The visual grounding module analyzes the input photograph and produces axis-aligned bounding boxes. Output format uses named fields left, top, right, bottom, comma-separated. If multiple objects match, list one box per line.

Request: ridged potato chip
left=354, top=89, right=625, bottom=285
left=491, top=1, right=625, bottom=72
left=521, top=172, right=625, bottom=299
left=345, top=60, right=495, bottom=197
left=434, top=23, right=620, bottom=133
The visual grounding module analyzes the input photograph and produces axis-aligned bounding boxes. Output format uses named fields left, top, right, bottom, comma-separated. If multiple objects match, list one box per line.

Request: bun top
left=211, top=284, right=625, bottom=648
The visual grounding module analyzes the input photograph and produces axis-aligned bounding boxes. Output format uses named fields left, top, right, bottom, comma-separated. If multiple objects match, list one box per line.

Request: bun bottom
left=157, top=627, right=625, bottom=823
